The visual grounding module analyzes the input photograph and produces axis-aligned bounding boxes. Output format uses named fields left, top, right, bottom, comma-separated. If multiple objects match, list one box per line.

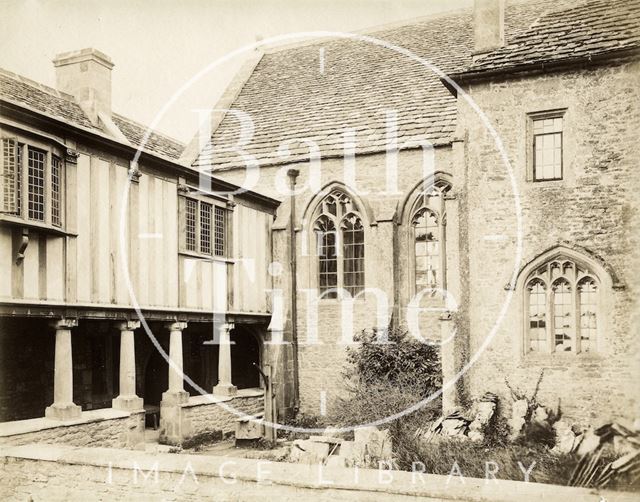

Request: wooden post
left=263, top=364, right=276, bottom=441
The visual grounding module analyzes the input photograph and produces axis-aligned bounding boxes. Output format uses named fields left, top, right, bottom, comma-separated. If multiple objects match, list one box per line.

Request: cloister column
left=162, top=321, right=189, bottom=404
left=112, top=320, right=144, bottom=411
left=159, top=321, right=190, bottom=445
left=213, top=322, right=237, bottom=397
left=45, top=318, right=82, bottom=420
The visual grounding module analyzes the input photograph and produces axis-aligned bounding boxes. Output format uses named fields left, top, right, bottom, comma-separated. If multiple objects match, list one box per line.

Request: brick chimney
left=53, top=48, right=114, bottom=126
left=474, top=0, right=505, bottom=56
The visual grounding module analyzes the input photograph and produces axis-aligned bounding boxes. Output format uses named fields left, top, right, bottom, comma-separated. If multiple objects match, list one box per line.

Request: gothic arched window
left=410, top=183, right=448, bottom=294
left=524, top=256, right=599, bottom=353
left=313, top=190, right=364, bottom=298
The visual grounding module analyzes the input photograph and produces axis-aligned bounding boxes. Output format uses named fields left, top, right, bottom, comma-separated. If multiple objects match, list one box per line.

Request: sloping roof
left=194, top=0, right=582, bottom=171
left=0, top=68, right=185, bottom=161
left=0, top=69, right=101, bottom=132
left=461, top=0, right=640, bottom=75
left=112, top=113, right=185, bottom=160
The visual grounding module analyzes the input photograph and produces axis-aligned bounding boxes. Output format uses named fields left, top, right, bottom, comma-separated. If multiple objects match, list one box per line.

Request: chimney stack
left=53, top=48, right=114, bottom=126
left=473, top=0, right=505, bottom=56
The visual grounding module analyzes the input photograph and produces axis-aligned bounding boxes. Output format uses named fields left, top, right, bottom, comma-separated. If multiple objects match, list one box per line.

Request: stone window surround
left=516, top=246, right=614, bottom=358
left=526, top=108, right=567, bottom=183
left=308, top=188, right=367, bottom=300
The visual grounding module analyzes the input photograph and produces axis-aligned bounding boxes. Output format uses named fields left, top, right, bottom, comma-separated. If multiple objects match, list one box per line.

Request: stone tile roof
left=111, top=114, right=185, bottom=160
left=0, top=69, right=100, bottom=132
left=194, top=0, right=579, bottom=171
left=0, top=68, right=184, bottom=161
left=463, top=0, right=640, bottom=75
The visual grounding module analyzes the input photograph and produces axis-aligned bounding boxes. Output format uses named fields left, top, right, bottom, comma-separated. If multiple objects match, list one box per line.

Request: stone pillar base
left=159, top=391, right=191, bottom=446
left=213, top=383, right=237, bottom=397
left=112, top=395, right=144, bottom=411
left=161, top=390, right=189, bottom=406
left=45, top=403, right=82, bottom=420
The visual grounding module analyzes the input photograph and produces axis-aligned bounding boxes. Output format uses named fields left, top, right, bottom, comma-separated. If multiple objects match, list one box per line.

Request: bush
left=330, top=379, right=441, bottom=431
left=328, top=326, right=442, bottom=430
left=346, top=327, right=441, bottom=398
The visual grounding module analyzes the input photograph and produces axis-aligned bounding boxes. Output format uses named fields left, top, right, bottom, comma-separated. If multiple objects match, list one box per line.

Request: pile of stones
left=289, top=426, right=392, bottom=467
left=415, top=392, right=499, bottom=443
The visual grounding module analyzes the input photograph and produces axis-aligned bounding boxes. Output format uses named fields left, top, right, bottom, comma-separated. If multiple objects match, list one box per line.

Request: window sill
left=178, top=250, right=233, bottom=263
left=0, top=214, right=75, bottom=237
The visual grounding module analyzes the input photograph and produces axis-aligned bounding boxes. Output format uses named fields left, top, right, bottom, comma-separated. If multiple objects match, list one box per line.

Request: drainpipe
left=287, top=169, right=300, bottom=412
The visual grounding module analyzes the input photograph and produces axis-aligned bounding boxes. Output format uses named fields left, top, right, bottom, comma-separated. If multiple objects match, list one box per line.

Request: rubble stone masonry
left=456, top=59, right=640, bottom=424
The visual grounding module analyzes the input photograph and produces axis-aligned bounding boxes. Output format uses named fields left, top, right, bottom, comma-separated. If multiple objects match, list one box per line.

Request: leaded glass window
left=51, top=155, right=62, bottom=227
left=27, top=147, right=46, bottom=221
left=185, top=198, right=197, bottom=251
left=313, top=189, right=364, bottom=297
left=214, top=205, right=226, bottom=257
left=200, top=201, right=212, bottom=255
left=524, top=255, right=600, bottom=354
left=184, top=197, right=226, bottom=257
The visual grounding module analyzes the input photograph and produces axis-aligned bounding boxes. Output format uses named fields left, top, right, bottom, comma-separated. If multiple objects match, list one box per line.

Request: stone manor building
left=189, top=0, right=640, bottom=424
left=0, top=0, right=638, bottom=446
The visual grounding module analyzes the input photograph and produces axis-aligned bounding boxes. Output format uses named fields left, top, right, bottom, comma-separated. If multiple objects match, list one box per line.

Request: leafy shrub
left=327, top=327, right=442, bottom=430
left=330, top=378, right=441, bottom=431
left=346, top=327, right=441, bottom=398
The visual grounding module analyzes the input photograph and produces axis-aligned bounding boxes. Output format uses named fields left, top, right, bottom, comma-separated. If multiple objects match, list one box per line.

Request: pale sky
left=1, top=0, right=472, bottom=142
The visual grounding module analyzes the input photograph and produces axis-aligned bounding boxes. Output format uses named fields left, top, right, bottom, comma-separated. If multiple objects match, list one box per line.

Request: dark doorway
left=143, top=349, right=168, bottom=406
left=231, top=326, right=262, bottom=390
left=0, top=317, right=54, bottom=422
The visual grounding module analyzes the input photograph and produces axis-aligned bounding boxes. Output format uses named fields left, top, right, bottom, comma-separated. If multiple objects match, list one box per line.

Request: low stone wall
left=160, top=389, right=265, bottom=445
left=184, top=390, right=264, bottom=437
left=0, top=444, right=635, bottom=502
left=0, top=409, right=145, bottom=449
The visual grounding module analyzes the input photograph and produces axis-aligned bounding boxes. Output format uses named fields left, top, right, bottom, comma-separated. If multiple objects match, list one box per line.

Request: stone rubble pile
left=568, top=420, right=640, bottom=488
left=289, top=426, right=392, bottom=467
left=415, top=392, right=499, bottom=443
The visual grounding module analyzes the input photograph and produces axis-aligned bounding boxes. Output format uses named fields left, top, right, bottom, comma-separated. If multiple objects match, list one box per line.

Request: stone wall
left=0, top=409, right=145, bottom=449
left=0, top=444, right=633, bottom=502
left=456, top=59, right=640, bottom=424
left=160, top=391, right=265, bottom=445
left=218, top=148, right=455, bottom=417
left=184, top=391, right=264, bottom=437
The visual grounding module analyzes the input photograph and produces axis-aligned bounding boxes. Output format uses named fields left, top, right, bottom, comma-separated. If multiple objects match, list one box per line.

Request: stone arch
left=300, top=180, right=375, bottom=229
left=397, top=171, right=453, bottom=225
left=510, top=244, right=621, bottom=292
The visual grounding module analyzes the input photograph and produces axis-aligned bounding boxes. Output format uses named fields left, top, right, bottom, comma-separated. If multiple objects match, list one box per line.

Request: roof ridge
left=0, top=67, right=75, bottom=101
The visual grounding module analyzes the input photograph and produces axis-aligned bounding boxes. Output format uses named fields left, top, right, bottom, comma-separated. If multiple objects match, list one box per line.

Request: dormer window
left=1, top=136, right=64, bottom=229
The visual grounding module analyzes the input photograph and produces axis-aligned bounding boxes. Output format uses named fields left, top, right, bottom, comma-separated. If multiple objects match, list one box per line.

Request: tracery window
left=313, top=189, right=364, bottom=298
left=410, top=184, right=448, bottom=293
left=524, top=256, right=599, bottom=354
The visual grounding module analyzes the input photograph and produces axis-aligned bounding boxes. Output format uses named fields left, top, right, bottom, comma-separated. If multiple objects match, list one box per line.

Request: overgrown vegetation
left=345, top=327, right=441, bottom=398
left=181, top=430, right=223, bottom=451
left=278, top=412, right=327, bottom=440
left=328, top=327, right=442, bottom=429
